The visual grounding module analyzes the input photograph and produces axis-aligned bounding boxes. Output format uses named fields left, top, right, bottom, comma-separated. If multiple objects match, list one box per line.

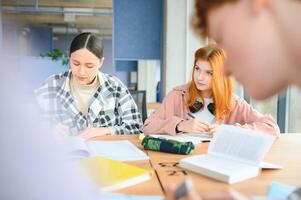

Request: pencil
left=187, top=112, right=195, bottom=119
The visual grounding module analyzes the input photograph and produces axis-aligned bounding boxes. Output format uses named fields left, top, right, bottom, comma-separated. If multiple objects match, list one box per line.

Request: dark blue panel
left=114, top=0, right=163, bottom=60
left=116, top=60, right=137, bottom=72
left=29, top=27, right=53, bottom=56
left=102, top=39, right=114, bottom=74
left=53, top=34, right=77, bottom=53
left=277, top=93, right=287, bottom=133
left=101, top=39, right=130, bottom=86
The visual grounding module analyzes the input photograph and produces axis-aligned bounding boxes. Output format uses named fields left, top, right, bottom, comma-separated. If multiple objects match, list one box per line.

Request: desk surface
left=95, top=134, right=301, bottom=197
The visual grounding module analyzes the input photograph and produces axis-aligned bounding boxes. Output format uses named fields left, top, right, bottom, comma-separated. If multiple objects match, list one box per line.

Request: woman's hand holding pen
left=207, top=124, right=220, bottom=135
left=176, top=119, right=210, bottom=133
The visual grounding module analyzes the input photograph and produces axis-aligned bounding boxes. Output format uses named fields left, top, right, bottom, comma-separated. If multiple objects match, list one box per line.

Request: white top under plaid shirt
left=35, top=71, right=143, bottom=135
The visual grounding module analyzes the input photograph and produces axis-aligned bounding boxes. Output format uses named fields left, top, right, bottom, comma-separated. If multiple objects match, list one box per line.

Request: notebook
left=66, top=137, right=149, bottom=161
left=149, top=132, right=211, bottom=145
left=179, top=125, right=276, bottom=184
left=79, top=156, right=152, bottom=192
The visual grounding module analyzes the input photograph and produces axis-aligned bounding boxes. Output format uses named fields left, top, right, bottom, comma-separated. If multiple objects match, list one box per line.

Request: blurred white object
left=0, top=53, right=100, bottom=200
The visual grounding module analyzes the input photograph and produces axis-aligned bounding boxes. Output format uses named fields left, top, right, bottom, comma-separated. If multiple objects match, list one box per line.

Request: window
left=286, top=87, right=301, bottom=133
left=250, top=96, right=278, bottom=123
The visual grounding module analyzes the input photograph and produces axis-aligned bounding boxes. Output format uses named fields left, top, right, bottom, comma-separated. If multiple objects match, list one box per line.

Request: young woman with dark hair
left=36, top=32, right=142, bottom=139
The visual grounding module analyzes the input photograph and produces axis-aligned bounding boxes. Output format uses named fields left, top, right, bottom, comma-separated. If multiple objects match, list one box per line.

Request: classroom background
left=1, top=0, right=301, bottom=133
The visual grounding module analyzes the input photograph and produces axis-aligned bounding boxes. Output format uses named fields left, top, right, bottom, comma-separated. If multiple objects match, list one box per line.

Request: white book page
left=182, top=154, right=258, bottom=177
left=63, top=136, right=90, bottom=159
left=209, top=125, right=275, bottom=165
left=64, top=136, right=88, bottom=151
left=87, top=140, right=149, bottom=161
left=260, top=162, right=282, bottom=169
left=184, top=133, right=212, bottom=141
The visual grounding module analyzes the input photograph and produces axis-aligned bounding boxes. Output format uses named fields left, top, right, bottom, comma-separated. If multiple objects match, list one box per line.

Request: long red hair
left=187, top=45, right=234, bottom=120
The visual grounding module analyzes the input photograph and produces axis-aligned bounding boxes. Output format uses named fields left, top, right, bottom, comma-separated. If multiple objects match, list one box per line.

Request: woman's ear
left=98, top=57, right=105, bottom=69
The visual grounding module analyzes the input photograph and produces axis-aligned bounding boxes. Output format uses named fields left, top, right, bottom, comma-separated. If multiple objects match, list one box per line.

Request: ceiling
left=1, top=0, right=113, bottom=37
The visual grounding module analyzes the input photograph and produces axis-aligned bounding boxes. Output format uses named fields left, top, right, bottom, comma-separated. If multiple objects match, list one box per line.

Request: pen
left=187, top=112, right=195, bottom=119
left=174, top=179, right=193, bottom=200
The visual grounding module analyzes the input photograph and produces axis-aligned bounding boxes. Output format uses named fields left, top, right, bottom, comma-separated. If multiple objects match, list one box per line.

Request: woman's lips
left=78, top=77, right=87, bottom=81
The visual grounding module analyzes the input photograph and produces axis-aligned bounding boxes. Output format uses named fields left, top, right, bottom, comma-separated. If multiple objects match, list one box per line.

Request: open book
left=149, top=132, right=212, bottom=145
left=79, top=156, right=152, bottom=192
left=65, top=137, right=149, bottom=161
left=179, top=125, right=277, bottom=184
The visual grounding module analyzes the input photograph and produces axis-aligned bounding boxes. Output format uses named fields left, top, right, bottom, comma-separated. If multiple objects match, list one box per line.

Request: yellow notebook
left=79, top=156, right=152, bottom=192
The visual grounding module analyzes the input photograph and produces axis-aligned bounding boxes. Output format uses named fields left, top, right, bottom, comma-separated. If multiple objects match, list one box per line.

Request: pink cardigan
left=143, top=84, right=280, bottom=136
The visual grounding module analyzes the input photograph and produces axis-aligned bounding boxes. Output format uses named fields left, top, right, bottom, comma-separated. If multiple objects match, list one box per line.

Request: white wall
left=162, top=0, right=205, bottom=96
left=138, top=60, right=158, bottom=103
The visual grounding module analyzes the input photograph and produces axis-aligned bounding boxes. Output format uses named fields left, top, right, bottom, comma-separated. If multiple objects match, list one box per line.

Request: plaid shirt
left=35, top=71, right=143, bottom=135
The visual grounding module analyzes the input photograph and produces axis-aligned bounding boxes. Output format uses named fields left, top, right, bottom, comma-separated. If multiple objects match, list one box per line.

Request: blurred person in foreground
left=0, top=53, right=100, bottom=199
left=167, top=0, right=301, bottom=199
left=192, top=0, right=301, bottom=100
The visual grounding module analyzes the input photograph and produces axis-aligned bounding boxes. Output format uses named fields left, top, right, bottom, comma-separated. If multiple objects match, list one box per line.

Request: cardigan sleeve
left=225, top=97, right=280, bottom=137
left=143, top=91, right=185, bottom=135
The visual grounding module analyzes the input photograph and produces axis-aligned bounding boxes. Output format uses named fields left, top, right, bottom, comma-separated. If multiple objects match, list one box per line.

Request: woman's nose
left=198, top=72, right=205, bottom=80
left=79, top=66, right=85, bottom=75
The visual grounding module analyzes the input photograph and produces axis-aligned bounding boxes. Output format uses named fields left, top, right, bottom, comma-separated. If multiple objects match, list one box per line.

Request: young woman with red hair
left=143, top=45, right=279, bottom=136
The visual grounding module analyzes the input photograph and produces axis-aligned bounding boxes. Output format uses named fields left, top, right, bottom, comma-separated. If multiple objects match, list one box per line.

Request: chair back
left=129, top=90, right=147, bottom=123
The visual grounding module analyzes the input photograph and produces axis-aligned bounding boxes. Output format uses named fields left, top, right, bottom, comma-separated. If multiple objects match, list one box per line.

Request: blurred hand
left=80, top=127, right=111, bottom=140
left=165, top=183, right=201, bottom=200
left=52, top=124, right=70, bottom=139
left=208, top=124, right=220, bottom=135
left=177, top=119, right=210, bottom=133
